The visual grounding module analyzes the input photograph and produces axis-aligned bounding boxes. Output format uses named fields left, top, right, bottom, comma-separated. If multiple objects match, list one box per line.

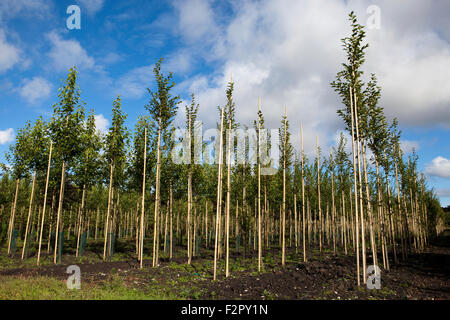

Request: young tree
left=300, top=123, right=307, bottom=262
left=5, top=123, right=32, bottom=255
left=279, top=107, right=293, bottom=266
left=331, top=12, right=369, bottom=285
left=223, top=78, right=238, bottom=277
left=213, top=107, right=225, bottom=280
left=185, top=94, right=200, bottom=264
left=256, top=98, right=264, bottom=271
left=128, top=115, right=154, bottom=265
left=49, top=67, right=85, bottom=264
left=74, top=110, right=101, bottom=257
left=37, top=139, right=52, bottom=265
left=21, top=117, right=49, bottom=259
left=103, top=96, right=128, bottom=260
left=145, top=58, right=181, bottom=267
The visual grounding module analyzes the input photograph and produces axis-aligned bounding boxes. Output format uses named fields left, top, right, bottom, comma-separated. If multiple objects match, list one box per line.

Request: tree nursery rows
left=0, top=12, right=448, bottom=300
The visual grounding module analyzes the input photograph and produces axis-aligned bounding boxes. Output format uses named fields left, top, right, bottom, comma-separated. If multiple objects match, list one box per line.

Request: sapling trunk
left=153, top=124, right=162, bottom=267
left=301, top=123, right=306, bottom=262
left=7, top=178, right=20, bottom=255
left=76, top=182, right=86, bottom=258
left=349, top=86, right=361, bottom=286
left=103, top=162, right=114, bottom=260
left=213, top=108, right=224, bottom=280
left=170, top=183, right=173, bottom=259
left=281, top=107, right=287, bottom=266
left=139, top=129, right=147, bottom=268
left=22, top=171, right=36, bottom=259
left=353, top=90, right=366, bottom=283
left=54, top=161, right=66, bottom=264
left=225, top=109, right=232, bottom=277
left=316, top=136, right=322, bottom=254
left=257, top=98, right=262, bottom=271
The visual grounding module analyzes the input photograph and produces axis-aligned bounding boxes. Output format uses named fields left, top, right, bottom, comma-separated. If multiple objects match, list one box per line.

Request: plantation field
left=1, top=232, right=448, bottom=300
left=0, top=8, right=448, bottom=304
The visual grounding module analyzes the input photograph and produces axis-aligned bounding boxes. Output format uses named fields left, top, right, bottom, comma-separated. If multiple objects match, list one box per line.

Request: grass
left=0, top=275, right=151, bottom=299
left=262, top=289, right=276, bottom=300
left=0, top=239, right=445, bottom=300
left=0, top=273, right=201, bottom=300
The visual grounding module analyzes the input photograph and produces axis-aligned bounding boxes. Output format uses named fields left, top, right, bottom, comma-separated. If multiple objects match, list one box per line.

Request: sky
left=0, top=0, right=448, bottom=205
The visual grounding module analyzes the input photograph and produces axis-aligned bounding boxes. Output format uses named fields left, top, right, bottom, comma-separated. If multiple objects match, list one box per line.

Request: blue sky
left=0, top=0, right=449, bottom=205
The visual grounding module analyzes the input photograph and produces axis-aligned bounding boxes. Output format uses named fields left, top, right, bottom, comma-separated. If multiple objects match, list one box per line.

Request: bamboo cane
left=213, top=107, right=224, bottom=280
left=139, top=128, right=147, bottom=268
left=22, top=171, right=36, bottom=259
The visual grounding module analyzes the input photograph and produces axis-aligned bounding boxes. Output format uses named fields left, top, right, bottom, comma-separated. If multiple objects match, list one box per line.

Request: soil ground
left=0, top=232, right=448, bottom=300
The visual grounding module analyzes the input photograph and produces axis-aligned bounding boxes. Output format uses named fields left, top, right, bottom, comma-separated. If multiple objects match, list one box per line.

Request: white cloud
left=94, top=114, right=109, bottom=134
left=75, top=0, right=104, bottom=16
left=115, top=65, right=154, bottom=99
left=436, top=189, right=450, bottom=198
left=19, top=76, right=52, bottom=104
left=47, top=32, right=95, bottom=71
left=173, top=0, right=348, bottom=157
left=173, top=0, right=218, bottom=44
left=101, top=52, right=123, bottom=65
left=165, top=50, right=193, bottom=74
left=0, top=128, right=14, bottom=144
left=171, top=0, right=450, bottom=157
left=0, top=0, right=50, bottom=22
left=400, top=140, right=420, bottom=154
left=0, top=1, right=52, bottom=72
left=425, top=156, right=450, bottom=179
left=0, top=30, right=19, bottom=73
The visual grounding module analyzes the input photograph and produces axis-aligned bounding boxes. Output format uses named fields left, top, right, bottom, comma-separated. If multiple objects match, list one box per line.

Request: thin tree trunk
left=54, top=161, right=66, bottom=264
left=95, top=207, right=99, bottom=240
left=257, top=98, right=262, bottom=271
left=301, top=123, right=306, bottom=262
left=22, top=171, right=36, bottom=259
left=170, top=182, right=173, bottom=259
left=317, top=136, right=322, bottom=254
left=349, top=86, right=361, bottom=286
left=225, top=108, right=232, bottom=277
left=213, top=108, right=224, bottom=280
left=153, top=124, right=162, bottom=267
left=281, top=107, right=287, bottom=266
left=362, top=143, right=378, bottom=272
left=139, top=128, right=147, bottom=268
left=353, top=89, right=366, bottom=284
left=103, top=162, right=114, bottom=260
left=76, top=181, right=87, bottom=257
left=330, top=150, right=336, bottom=256
left=7, top=178, right=20, bottom=255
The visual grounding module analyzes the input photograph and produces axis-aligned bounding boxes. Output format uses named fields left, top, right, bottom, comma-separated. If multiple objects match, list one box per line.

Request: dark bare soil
left=200, top=248, right=450, bottom=300
left=1, top=240, right=449, bottom=300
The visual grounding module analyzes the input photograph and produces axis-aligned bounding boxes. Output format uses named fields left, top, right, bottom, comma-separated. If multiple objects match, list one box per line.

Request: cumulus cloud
left=101, top=52, right=123, bottom=65
left=0, top=30, right=19, bottom=73
left=19, top=76, right=52, bottom=104
left=75, top=0, right=104, bottom=16
left=165, top=50, right=194, bottom=74
left=94, top=114, right=109, bottom=134
left=172, top=0, right=349, bottom=157
left=0, top=0, right=50, bottom=22
left=170, top=0, right=450, bottom=157
left=173, top=0, right=218, bottom=44
left=47, top=32, right=95, bottom=71
left=0, top=128, right=14, bottom=144
left=436, top=189, right=450, bottom=198
left=400, top=140, right=420, bottom=154
left=425, top=156, right=450, bottom=179
left=115, top=65, right=154, bottom=99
